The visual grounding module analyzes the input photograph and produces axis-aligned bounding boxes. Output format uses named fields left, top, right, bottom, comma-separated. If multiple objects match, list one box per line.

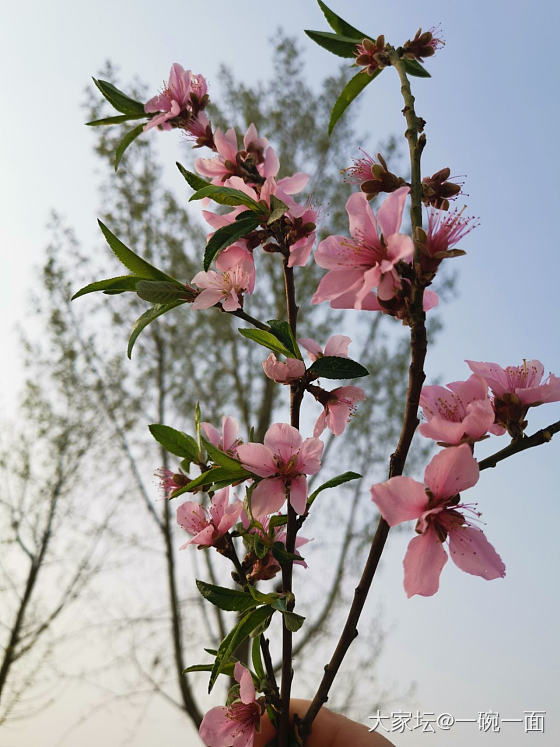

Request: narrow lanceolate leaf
left=266, top=320, right=302, bottom=359
left=114, top=123, right=144, bottom=170
left=304, top=30, right=361, bottom=58
left=183, top=661, right=235, bottom=677
left=196, top=581, right=257, bottom=612
left=127, top=301, right=187, bottom=358
left=203, top=213, right=262, bottom=271
left=202, top=438, right=249, bottom=475
left=209, top=606, right=273, bottom=692
left=190, top=185, right=263, bottom=211
left=317, top=0, right=369, bottom=39
left=136, top=280, right=189, bottom=304
left=238, top=328, right=293, bottom=358
left=403, top=58, right=431, bottom=78
left=97, top=220, right=177, bottom=283
left=92, top=78, right=146, bottom=115
left=172, top=464, right=252, bottom=497
left=176, top=162, right=211, bottom=191
left=308, top=471, right=362, bottom=505
left=308, top=355, right=369, bottom=379
left=328, top=70, right=379, bottom=135
left=71, top=275, right=142, bottom=300
left=86, top=113, right=146, bottom=126
left=149, top=424, right=199, bottom=460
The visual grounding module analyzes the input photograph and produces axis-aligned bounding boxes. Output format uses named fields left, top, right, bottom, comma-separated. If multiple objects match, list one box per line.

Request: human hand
left=253, top=699, right=395, bottom=747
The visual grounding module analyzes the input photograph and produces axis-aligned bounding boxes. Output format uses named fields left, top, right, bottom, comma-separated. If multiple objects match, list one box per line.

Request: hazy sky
left=1, top=1, right=559, bottom=745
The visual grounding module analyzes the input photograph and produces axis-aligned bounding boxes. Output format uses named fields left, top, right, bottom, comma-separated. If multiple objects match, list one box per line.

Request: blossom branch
left=300, top=53, right=428, bottom=739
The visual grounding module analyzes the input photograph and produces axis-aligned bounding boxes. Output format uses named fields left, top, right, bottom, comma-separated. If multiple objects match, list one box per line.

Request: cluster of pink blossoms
left=371, top=358, right=560, bottom=597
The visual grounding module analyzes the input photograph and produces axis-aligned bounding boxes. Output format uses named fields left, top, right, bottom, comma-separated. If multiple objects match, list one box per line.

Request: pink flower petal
left=263, top=423, right=302, bottom=463
left=297, top=437, right=324, bottom=474
left=403, top=528, right=448, bottom=597
left=346, top=191, right=379, bottom=247
left=448, top=526, right=506, bottom=580
left=237, top=443, right=277, bottom=478
left=424, top=444, right=479, bottom=499
left=299, top=337, right=322, bottom=360
left=370, top=476, right=428, bottom=526
left=235, top=662, right=256, bottom=704
left=376, top=185, right=409, bottom=237
left=277, top=172, right=309, bottom=194
left=250, top=477, right=287, bottom=518
left=289, top=475, right=308, bottom=514
left=323, top=335, right=351, bottom=357
left=222, top=416, right=239, bottom=452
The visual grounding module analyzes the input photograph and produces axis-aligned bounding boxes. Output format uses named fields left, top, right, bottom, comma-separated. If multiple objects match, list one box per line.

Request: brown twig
left=478, top=419, right=560, bottom=471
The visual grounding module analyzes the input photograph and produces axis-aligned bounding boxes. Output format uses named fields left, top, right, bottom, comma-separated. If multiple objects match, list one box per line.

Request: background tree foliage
left=8, top=34, right=435, bottom=736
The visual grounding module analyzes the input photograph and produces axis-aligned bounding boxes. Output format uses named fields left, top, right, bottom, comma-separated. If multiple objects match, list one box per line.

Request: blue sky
left=1, top=1, right=559, bottom=745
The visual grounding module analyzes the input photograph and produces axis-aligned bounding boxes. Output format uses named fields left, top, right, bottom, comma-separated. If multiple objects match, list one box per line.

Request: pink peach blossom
left=201, top=416, right=241, bottom=456
left=154, top=468, right=188, bottom=496
left=371, top=444, right=505, bottom=597
left=262, top=353, right=305, bottom=384
left=466, top=359, right=560, bottom=406
left=195, top=123, right=279, bottom=184
left=144, top=64, right=207, bottom=132
left=299, top=335, right=351, bottom=362
left=199, top=662, right=261, bottom=747
left=424, top=206, right=477, bottom=257
left=177, top=488, right=242, bottom=549
left=312, top=187, right=413, bottom=309
left=313, top=386, right=366, bottom=437
left=237, top=423, right=323, bottom=518
left=419, top=374, right=504, bottom=443
left=192, top=245, right=255, bottom=312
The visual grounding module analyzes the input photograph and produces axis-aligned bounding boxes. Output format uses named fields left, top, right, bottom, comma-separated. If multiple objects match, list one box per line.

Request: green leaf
left=196, top=581, right=256, bottom=612
left=316, top=0, right=369, bottom=38
left=127, top=300, right=187, bottom=358
left=403, top=58, right=431, bottom=78
left=266, top=320, right=302, bottom=359
left=238, top=328, right=293, bottom=358
left=328, top=70, right=378, bottom=135
left=267, top=194, right=288, bottom=225
left=97, top=220, right=176, bottom=283
left=308, top=471, right=362, bottom=506
left=92, top=78, right=146, bottom=115
left=271, top=542, right=304, bottom=565
left=209, top=606, right=274, bottom=692
left=190, top=185, right=263, bottom=212
left=308, top=355, right=369, bottom=379
left=202, top=438, right=249, bottom=476
left=136, top=280, right=188, bottom=304
left=172, top=464, right=251, bottom=497
left=176, top=162, right=211, bottom=191
left=282, top=611, right=305, bottom=632
left=194, top=402, right=202, bottom=450
left=71, top=275, right=142, bottom=300
left=268, top=514, right=288, bottom=529
left=114, top=123, right=144, bottom=170
left=304, top=30, right=361, bottom=58
left=251, top=637, right=265, bottom=682
left=183, top=661, right=235, bottom=676
left=149, top=424, right=199, bottom=460
left=203, top=213, right=262, bottom=270
left=86, top=113, right=146, bottom=126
